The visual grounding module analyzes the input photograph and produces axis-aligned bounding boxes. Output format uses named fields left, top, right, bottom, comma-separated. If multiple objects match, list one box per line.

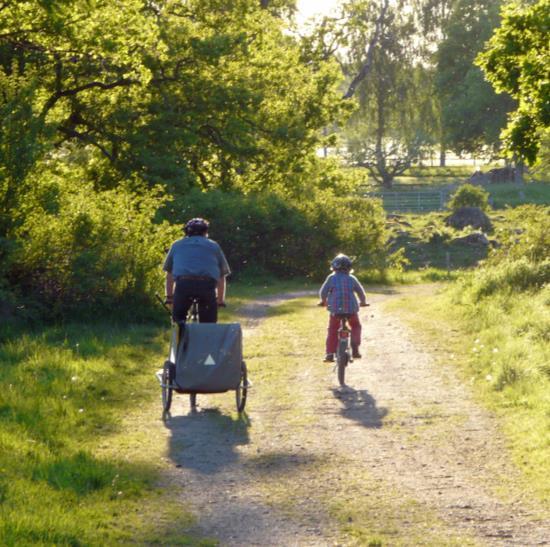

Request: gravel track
left=158, top=288, right=549, bottom=546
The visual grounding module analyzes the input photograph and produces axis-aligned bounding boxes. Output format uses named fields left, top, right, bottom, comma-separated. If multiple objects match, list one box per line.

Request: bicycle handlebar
left=155, top=293, right=172, bottom=315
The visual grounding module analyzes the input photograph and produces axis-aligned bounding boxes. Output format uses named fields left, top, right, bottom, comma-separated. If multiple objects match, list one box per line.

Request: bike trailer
left=175, top=323, right=242, bottom=393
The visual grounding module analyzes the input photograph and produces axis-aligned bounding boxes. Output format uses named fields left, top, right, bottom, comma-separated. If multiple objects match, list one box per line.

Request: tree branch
left=343, top=0, right=389, bottom=99
left=41, top=77, right=137, bottom=117
left=57, top=126, right=114, bottom=161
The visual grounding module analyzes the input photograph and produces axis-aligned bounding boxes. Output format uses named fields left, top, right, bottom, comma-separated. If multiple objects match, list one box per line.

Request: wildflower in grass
left=486, top=374, right=493, bottom=382
left=493, top=348, right=499, bottom=353
left=71, top=376, right=78, bottom=381
left=79, top=408, right=84, bottom=413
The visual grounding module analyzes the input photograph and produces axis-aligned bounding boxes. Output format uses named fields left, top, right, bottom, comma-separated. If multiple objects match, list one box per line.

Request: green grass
left=487, top=181, right=550, bottom=208
left=386, top=284, right=550, bottom=503
left=0, top=322, right=207, bottom=545
left=0, top=280, right=313, bottom=545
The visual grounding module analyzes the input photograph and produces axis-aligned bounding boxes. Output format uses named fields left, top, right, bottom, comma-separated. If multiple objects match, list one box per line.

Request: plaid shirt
left=319, top=272, right=367, bottom=315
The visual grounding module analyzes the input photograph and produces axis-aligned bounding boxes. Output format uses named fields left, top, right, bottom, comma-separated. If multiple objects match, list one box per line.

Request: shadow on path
left=165, top=408, right=250, bottom=474
left=331, top=387, right=389, bottom=429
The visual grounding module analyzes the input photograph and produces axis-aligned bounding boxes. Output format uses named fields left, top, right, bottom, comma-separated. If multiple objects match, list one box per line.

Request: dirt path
left=158, top=287, right=549, bottom=546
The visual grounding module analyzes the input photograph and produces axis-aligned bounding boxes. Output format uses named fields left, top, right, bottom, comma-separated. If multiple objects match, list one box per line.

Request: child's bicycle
left=319, top=302, right=369, bottom=388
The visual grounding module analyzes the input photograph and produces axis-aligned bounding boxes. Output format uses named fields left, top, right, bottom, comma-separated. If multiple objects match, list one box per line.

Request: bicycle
left=319, top=302, right=369, bottom=388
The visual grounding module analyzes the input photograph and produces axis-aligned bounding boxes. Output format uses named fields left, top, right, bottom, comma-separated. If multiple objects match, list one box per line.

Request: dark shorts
left=173, top=277, right=217, bottom=324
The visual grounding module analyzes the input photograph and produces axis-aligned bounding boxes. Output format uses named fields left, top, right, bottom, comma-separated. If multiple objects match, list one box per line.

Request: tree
left=0, top=0, right=349, bottom=202
left=477, top=0, right=550, bottom=165
left=435, top=0, right=515, bottom=156
left=343, top=0, right=431, bottom=187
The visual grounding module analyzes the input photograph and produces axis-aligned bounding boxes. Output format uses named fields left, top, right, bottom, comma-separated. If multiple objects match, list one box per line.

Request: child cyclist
left=319, top=254, right=368, bottom=362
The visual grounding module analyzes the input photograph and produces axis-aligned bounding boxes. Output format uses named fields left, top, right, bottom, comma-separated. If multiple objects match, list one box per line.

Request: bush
left=166, top=188, right=388, bottom=279
left=8, top=172, right=177, bottom=319
left=459, top=205, right=550, bottom=298
left=447, top=183, right=490, bottom=211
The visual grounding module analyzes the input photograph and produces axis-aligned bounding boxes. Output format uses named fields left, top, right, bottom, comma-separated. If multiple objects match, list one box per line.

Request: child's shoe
left=323, top=353, right=335, bottom=362
left=351, top=345, right=362, bottom=359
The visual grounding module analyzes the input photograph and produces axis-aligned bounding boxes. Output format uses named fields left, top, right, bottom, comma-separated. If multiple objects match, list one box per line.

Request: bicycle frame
left=335, top=314, right=353, bottom=387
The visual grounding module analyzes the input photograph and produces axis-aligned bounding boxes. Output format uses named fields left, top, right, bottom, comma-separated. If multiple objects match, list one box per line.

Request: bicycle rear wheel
left=336, top=341, right=349, bottom=387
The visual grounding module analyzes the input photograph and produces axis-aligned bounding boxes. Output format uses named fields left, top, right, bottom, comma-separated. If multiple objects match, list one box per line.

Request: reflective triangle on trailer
left=204, top=354, right=216, bottom=366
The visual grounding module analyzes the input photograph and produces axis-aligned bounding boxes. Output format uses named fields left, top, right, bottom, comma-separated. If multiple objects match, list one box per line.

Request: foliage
left=461, top=205, right=549, bottom=298
left=447, top=183, right=490, bottom=211
left=166, top=188, right=388, bottom=279
left=7, top=167, right=177, bottom=319
left=478, top=0, right=550, bottom=165
left=342, top=1, right=433, bottom=187
left=435, top=0, right=514, bottom=155
left=0, top=0, right=349, bottom=196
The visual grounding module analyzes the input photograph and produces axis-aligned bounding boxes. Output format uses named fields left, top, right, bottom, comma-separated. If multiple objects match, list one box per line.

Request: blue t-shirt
left=163, top=236, right=231, bottom=280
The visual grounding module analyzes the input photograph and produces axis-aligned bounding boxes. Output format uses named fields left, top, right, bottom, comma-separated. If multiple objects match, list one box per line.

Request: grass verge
left=0, top=280, right=312, bottom=545
left=0, top=320, right=219, bottom=545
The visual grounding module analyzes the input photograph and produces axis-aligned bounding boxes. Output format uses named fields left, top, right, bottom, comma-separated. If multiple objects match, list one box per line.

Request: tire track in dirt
left=158, top=287, right=549, bottom=546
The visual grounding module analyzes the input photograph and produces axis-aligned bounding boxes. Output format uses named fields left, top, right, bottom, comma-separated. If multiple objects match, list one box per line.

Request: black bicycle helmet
left=184, top=217, right=209, bottom=236
left=331, top=253, right=353, bottom=271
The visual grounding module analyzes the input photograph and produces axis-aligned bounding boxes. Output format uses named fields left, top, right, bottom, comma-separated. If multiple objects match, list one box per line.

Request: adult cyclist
left=163, top=218, right=231, bottom=324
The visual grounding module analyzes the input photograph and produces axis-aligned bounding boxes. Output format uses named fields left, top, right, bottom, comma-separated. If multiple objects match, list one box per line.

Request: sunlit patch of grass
left=0, top=322, right=203, bottom=544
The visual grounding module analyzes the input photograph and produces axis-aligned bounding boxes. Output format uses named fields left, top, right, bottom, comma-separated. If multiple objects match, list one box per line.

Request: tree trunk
left=514, top=159, right=525, bottom=184
left=439, top=145, right=446, bottom=167
left=381, top=171, right=393, bottom=188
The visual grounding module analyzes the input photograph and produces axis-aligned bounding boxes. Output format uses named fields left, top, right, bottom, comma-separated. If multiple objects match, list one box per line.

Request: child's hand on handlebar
left=360, top=302, right=370, bottom=307
left=317, top=300, right=327, bottom=307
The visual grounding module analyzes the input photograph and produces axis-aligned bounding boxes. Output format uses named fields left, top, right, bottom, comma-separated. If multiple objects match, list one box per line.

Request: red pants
left=326, top=313, right=361, bottom=354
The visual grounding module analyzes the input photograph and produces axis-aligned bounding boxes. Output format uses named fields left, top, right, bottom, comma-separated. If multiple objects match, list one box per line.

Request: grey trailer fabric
left=175, top=323, right=242, bottom=393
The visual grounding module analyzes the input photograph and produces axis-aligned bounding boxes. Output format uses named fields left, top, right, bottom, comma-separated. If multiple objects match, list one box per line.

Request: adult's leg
left=197, top=279, right=218, bottom=323
left=172, top=280, right=194, bottom=323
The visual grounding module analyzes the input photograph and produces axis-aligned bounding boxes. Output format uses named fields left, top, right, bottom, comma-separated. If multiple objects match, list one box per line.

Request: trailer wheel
left=161, top=361, right=174, bottom=416
left=236, top=361, right=248, bottom=413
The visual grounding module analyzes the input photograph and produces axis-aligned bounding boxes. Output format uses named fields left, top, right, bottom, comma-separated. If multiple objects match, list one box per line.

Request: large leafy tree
left=477, top=0, right=550, bottom=165
left=342, top=0, right=432, bottom=187
left=0, top=0, right=348, bottom=208
left=435, top=0, right=515, bottom=156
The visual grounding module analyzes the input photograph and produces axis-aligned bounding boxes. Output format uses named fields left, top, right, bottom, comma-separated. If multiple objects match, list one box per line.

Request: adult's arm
left=165, top=272, right=174, bottom=304
left=217, top=276, right=226, bottom=305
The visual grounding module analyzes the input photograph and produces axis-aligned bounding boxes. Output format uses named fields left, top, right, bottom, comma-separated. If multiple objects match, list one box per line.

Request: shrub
left=166, top=188, right=387, bottom=279
left=8, top=172, right=177, bottom=319
left=459, top=205, right=550, bottom=298
left=447, top=183, right=490, bottom=211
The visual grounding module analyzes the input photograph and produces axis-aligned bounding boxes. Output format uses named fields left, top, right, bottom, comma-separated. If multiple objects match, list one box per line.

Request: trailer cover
left=175, top=323, right=242, bottom=393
